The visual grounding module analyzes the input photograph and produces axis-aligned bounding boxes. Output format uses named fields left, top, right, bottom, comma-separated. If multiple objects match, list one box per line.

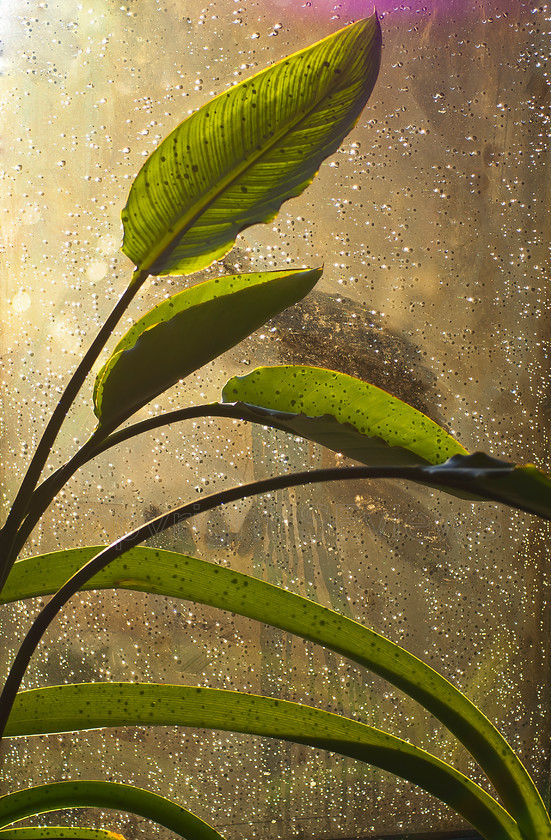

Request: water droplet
left=97, top=234, right=118, bottom=255
left=12, top=291, right=31, bottom=313
left=21, top=206, right=41, bottom=225
left=87, top=261, right=108, bottom=282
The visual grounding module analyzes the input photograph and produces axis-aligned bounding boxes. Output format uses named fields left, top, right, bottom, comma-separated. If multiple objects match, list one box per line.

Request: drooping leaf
left=3, top=547, right=548, bottom=840
left=5, top=684, right=522, bottom=840
left=222, top=365, right=467, bottom=466
left=0, top=829, right=126, bottom=839
left=220, top=367, right=551, bottom=516
left=121, top=15, right=381, bottom=276
left=422, top=452, right=551, bottom=520
left=0, top=782, right=223, bottom=840
left=93, top=269, right=321, bottom=429
left=82, top=397, right=551, bottom=516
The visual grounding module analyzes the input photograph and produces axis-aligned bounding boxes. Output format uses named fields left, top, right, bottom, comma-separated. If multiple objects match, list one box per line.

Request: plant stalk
left=0, top=463, right=434, bottom=736
left=4, top=404, right=281, bottom=565
left=0, top=271, right=149, bottom=591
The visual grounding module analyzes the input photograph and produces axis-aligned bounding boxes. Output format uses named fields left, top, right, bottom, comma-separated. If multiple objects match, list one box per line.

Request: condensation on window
left=1, top=1, right=549, bottom=838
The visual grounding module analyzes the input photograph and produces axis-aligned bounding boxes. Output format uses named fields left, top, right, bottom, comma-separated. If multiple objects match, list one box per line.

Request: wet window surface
left=1, top=1, right=549, bottom=837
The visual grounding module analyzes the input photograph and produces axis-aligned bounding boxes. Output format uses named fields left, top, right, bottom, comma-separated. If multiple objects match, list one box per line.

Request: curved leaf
left=424, top=452, right=551, bottom=520
left=0, top=829, right=126, bottom=839
left=121, top=15, right=381, bottom=276
left=3, top=547, right=549, bottom=840
left=5, top=684, right=521, bottom=840
left=93, top=269, right=321, bottom=429
left=221, top=368, right=551, bottom=516
left=222, top=365, right=468, bottom=466
left=0, top=782, right=223, bottom=840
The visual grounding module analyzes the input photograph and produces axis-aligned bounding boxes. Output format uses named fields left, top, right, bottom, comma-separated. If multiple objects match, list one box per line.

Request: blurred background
left=1, top=0, right=549, bottom=837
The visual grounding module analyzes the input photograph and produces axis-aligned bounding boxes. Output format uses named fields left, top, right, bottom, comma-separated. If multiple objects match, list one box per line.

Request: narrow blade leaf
left=0, top=829, right=126, bottom=839
left=93, top=269, right=321, bottom=429
left=5, top=683, right=521, bottom=840
left=3, top=546, right=549, bottom=840
left=121, top=15, right=381, bottom=276
left=222, top=365, right=468, bottom=466
left=220, top=368, right=551, bottom=516
left=0, top=782, right=224, bottom=840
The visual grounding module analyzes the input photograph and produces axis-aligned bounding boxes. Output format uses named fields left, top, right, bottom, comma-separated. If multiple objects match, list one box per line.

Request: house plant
left=1, top=8, right=550, bottom=839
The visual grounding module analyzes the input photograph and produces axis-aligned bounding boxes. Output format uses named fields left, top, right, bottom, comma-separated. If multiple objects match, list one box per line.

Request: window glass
left=1, top=1, right=549, bottom=837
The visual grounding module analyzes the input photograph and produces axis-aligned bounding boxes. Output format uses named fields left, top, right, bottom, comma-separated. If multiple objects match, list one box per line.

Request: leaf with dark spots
left=121, top=14, right=381, bottom=277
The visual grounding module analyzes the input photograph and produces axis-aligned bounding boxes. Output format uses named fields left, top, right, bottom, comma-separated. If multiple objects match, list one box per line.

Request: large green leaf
left=5, top=683, right=522, bottom=840
left=0, top=782, right=223, bottom=840
left=220, top=367, right=551, bottom=515
left=222, top=365, right=467, bottom=466
left=3, top=547, right=549, bottom=840
left=121, top=15, right=381, bottom=276
left=93, top=269, right=321, bottom=429
left=0, top=829, right=126, bottom=839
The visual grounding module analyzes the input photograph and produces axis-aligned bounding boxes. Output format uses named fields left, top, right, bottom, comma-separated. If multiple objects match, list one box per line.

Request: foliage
left=1, top=10, right=550, bottom=840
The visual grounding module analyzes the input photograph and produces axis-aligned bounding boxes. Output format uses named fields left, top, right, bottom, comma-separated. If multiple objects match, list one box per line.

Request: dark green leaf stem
left=2, top=457, right=550, bottom=742
left=0, top=271, right=149, bottom=591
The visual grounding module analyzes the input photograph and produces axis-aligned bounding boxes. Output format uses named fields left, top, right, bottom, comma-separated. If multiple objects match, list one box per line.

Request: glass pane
left=1, top=0, right=549, bottom=837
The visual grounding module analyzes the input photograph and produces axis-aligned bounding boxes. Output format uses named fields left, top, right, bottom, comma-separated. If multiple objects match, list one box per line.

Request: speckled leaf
left=93, top=269, right=321, bottom=430
left=2, top=547, right=547, bottom=840
left=5, top=684, right=520, bottom=840
left=222, top=365, right=467, bottom=466
left=0, top=829, right=126, bottom=839
left=0, top=781, right=223, bottom=840
left=121, top=15, right=381, bottom=276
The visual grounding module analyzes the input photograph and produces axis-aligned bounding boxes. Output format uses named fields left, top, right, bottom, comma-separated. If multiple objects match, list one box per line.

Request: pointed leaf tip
left=221, top=365, right=466, bottom=467
left=121, top=14, right=381, bottom=276
left=94, top=270, right=321, bottom=430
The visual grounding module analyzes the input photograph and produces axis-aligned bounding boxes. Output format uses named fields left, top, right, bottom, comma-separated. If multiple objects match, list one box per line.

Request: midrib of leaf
left=134, top=21, right=374, bottom=273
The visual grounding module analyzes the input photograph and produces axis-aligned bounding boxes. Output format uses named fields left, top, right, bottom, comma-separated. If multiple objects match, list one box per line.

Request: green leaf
left=220, top=368, right=551, bottom=516
left=5, top=684, right=521, bottom=840
left=121, top=15, right=381, bottom=276
left=3, top=547, right=549, bottom=840
left=0, top=829, right=126, bottom=839
left=0, top=782, right=224, bottom=840
left=93, top=269, right=321, bottom=429
left=423, top=452, right=551, bottom=520
left=222, top=365, right=468, bottom=466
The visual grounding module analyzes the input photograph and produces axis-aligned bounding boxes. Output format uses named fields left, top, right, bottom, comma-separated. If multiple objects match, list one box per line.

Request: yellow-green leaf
left=3, top=546, right=549, bottom=840
left=93, top=269, right=321, bottom=429
left=121, top=15, right=381, bottom=276
left=5, top=684, right=521, bottom=840
left=0, top=781, right=223, bottom=840
left=222, top=365, right=467, bottom=466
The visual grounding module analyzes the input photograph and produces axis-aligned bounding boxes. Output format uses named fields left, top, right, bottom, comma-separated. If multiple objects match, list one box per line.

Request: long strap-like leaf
left=0, top=781, right=223, bottom=840
left=5, top=683, right=522, bottom=840
left=0, top=829, right=126, bottom=839
left=3, top=547, right=549, bottom=840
